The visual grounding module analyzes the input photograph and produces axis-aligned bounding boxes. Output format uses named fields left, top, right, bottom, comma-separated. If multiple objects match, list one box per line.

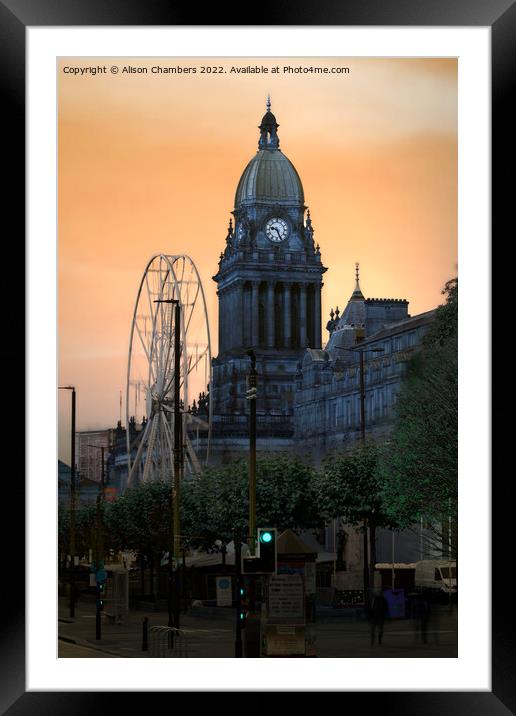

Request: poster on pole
left=265, top=624, right=306, bottom=656
left=267, top=573, right=305, bottom=624
left=216, top=576, right=232, bottom=607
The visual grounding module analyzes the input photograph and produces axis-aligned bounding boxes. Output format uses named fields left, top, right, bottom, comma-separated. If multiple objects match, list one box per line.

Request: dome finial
left=351, top=262, right=365, bottom=300
left=266, top=94, right=271, bottom=113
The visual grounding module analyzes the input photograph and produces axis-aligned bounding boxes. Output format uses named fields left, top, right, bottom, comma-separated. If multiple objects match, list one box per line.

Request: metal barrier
left=103, top=569, right=129, bottom=623
left=148, top=626, right=189, bottom=657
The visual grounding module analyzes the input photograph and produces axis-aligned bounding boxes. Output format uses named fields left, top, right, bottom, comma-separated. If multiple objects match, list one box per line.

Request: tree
left=182, top=454, right=321, bottom=548
left=58, top=505, right=70, bottom=572
left=316, top=442, right=398, bottom=583
left=379, top=277, right=458, bottom=555
left=74, top=502, right=98, bottom=558
left=107, top=481, right=172, bottom=597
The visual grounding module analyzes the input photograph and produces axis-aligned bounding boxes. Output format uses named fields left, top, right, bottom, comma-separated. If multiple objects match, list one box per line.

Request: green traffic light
left=260, top=531, right=273, bottom=543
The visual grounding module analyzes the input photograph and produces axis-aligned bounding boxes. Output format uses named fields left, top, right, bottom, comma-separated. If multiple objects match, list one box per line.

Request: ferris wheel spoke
left=162, top=369, right=190, bottom=403
left=134, top=322, right=158, bottom=385
left=177, top=256, right=186, bottom=293
left=142, top=414, right=159, bottom=483
left=145, top=272, right=156, bottom=318
left=158, top=420, right=169, bottom=481
left=162, top=346, right=207, bottom=398
left=159, top=318, right=175, bottom=394
left=161, top=411, right=176, bottom=458
left=160, top=403, right=178, bottom=416
left=183, top=285, right=200, bottom=337
left=187, top=345, right=209, bottom=374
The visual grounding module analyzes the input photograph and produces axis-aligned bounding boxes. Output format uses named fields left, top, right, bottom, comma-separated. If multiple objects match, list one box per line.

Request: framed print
left=3, top=0, right=512, bottom=712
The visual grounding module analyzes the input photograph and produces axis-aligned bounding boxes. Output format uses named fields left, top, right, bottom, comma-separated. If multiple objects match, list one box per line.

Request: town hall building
left=207, top=100, right=439, bottom=586
left=209, top=99, right=435, bottom=469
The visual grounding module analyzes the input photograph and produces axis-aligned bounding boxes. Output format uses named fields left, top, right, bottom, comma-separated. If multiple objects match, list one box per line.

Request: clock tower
left=212, top=99, right=326, bottom=435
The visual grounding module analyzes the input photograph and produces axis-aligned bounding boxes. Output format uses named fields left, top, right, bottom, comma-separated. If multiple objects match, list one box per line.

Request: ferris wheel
left=125, top=254, right=212, bottom=489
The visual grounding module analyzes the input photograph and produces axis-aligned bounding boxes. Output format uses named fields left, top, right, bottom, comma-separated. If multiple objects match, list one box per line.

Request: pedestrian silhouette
left=368, top=589, right=388, bottom=646
left=413, top=591, right=431, bottom=644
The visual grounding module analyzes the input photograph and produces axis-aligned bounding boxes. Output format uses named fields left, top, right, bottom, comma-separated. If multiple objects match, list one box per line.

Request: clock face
left=265, top=217, right=289, bottom=243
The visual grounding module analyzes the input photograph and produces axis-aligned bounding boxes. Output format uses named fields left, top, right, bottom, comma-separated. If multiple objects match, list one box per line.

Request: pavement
left=58, top=597, right=457, bottom=659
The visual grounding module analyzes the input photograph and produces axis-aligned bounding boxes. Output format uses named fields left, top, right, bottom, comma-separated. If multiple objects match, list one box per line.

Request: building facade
left=210, top=101, right=436, bottom=467
left=294, top=275, right=436, bottom=463
left=75, top=428, right=114, bottom=483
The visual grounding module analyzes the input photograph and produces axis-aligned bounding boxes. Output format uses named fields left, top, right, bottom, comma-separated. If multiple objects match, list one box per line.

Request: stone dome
left=234, top=149, right=305, bottom=208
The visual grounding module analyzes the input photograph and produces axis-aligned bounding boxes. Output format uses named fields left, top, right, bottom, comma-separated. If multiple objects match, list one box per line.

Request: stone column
left=299, top=284, right=307, bottom=348
left=234, top=281, right=243, bottom=349
left=217, top=290, right=224, bottom=354
left=267, top=281, right=275, bottom=348
left=251, top=281, right=260, bottom=347
left=283, top=283, right=291, bottom=349
left=314, top=283, right=322, bottom=349
left=227, top=287, right=234, bottom=351
left=222, top=289, right=229, bottom=353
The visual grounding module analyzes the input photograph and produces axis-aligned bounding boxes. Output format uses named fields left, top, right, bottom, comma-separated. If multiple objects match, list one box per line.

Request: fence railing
left=148, top=626, right=189, bottom=657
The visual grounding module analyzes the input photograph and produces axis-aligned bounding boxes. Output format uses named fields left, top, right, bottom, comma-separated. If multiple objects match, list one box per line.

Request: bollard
left=142, top=616, right=149, bottom=652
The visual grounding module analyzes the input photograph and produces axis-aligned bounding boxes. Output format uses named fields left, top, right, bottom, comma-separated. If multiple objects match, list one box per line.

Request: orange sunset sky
left=58, top=57, right=457, bottom=463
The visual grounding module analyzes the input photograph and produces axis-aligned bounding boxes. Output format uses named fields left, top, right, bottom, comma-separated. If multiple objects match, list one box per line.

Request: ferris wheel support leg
left=126, top=417, right=152, bottom=489
left=142, top=414, right=159, bottom=484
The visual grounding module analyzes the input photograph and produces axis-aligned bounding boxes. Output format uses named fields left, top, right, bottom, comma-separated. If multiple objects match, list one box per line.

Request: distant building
left=57, top=459, right=102, bottom=506
left=109, top=417, right=147, bottom=494
left=75, top=428, right=114, bottom=483
left=294, top=270, right=436, bottom=463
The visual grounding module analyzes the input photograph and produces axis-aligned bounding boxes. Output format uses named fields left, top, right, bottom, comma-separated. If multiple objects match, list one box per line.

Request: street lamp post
left=246, top=349, right=257, bottom=557
left=59, top=385, right=76, bottom=618
left=331, top=345, right=384, bottom=605
left=244, top=349, right=262, bottom=658
left=87, top=444, right=106, bottom=640
left=154, top=298, right=182, bottom=636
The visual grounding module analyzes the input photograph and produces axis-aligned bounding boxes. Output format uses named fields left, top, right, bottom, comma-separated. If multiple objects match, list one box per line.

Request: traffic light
left=239, top=586, right=249, bottom=628
left=97, top=580, right=105, bottom=609
left=242, top=528, right=277, bottom=574
left=257, top=527, right=277, bottom=573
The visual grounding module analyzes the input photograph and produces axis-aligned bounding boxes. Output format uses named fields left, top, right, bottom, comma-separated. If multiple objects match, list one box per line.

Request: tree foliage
left=183, top=454, right=321, bottom=546
left=106, top=480, right=171, bottom=555
left=379, top=277, right=458, bottom=528
left=315, top=442, right=396, bottom=531
left=62, top=454, right=322, bottom=559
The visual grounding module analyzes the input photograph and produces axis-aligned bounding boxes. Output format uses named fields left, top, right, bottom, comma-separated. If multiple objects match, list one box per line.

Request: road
left=58, top=598, right=457, bottom=658
left=58, top=640, right=116, bottom=658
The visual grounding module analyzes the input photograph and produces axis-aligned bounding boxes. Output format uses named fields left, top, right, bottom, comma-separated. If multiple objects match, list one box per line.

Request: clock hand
left=271, top=226, right=281, bottom=240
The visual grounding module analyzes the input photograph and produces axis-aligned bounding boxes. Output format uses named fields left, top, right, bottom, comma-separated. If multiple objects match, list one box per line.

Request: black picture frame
left=5, top=0, right=511, bottom=712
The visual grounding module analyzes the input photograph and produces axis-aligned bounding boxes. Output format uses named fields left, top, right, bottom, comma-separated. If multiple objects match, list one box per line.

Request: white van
left=415, top=560, right=457, bottom=593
